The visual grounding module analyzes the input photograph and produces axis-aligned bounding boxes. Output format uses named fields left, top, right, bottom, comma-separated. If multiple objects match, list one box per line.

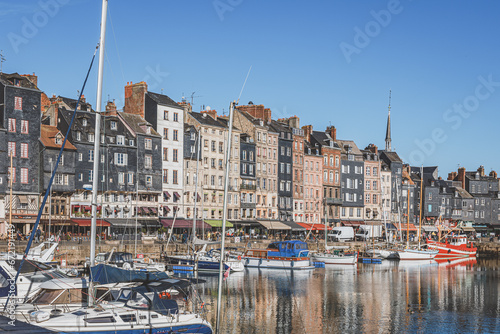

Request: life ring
left=237, top=256, right=241, bottom=261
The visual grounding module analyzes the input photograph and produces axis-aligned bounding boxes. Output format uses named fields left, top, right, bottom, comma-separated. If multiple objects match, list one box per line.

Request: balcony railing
left=240, top=183, right=256, bottom=190
left=325, top=197, right=342, bottom=205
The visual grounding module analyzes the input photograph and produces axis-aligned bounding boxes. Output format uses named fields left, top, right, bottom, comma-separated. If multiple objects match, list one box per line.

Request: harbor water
left=198, top=258, right=500, bottom=333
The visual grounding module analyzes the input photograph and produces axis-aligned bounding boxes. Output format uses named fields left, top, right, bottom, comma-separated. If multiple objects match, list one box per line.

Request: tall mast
left=192, top=129, right=201, bottom=239
left=418, top=165, right=423, bottom=249
left=215, top=101, right=236, bottom=333
left=89, top=0, right=107, bottom=306
left=406, top=187, right=410, bottom=248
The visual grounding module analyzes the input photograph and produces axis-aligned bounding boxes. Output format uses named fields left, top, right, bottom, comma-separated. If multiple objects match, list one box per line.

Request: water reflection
left=198, top=259, right=500, bottom=333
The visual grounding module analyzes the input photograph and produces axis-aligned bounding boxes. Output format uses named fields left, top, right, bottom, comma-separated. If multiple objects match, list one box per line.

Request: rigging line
left=3, top=44, right=100, bottom=312
left=237, top=66, right=252, bottom=104
left=107, top=5, right=126, bottom=83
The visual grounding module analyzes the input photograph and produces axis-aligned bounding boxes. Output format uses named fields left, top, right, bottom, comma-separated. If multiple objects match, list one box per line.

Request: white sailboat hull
left=312, top=252, right=358, bottom=265
left=397, top=248, right=438, bottom=260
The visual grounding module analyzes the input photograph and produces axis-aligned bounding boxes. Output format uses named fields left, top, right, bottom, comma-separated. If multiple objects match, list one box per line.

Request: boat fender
left=291, top=260, right=294, bottom=267
left=238, top=256, right=241, bottom=261
left=448, top=249, right=451, bottom=253
left=259, top=259, right=262, bottom=266
left=245, top=258, right=250, bottom=266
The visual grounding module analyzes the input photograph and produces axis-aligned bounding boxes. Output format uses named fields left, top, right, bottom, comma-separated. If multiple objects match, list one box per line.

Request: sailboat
left=311, top=201, right=358, bottom=265
left=397, top=167, right=438, bottom=260
left=25, top=1, right=212, bottom=333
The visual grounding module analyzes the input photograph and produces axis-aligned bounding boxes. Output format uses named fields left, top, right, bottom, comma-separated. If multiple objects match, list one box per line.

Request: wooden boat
left=397, top=247, right=438, bottom=260
left=426, top=234, right=477, bottom=258
left=242, top=240, right=314, bottom=270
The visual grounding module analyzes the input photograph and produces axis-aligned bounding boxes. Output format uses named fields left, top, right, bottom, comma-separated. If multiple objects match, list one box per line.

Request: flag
left=223, top=267, right=230, bottom=281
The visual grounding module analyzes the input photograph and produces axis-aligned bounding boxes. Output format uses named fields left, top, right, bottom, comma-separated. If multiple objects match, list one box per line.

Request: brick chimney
left=365, top=143, right=378, bottom=154
left=21, top=72, right=37, bottom=87
left=106, top=100, right=117, bottom=113
left=490, top=170, right=497, bottom=179
left=477, top=165, right=485, bottom=177
left=302, top=125, right=313, bottom=142
left=80, top=94, right=86, bottom=104
left=326, top=126, right=336, bottom=141
left=124, top=81, right=148, bottom=117
left=201, top=107, right=217, bottom=120
left=448, top=171, right=457, bottom=181
left=457, top=167, right=466, bottom=189
left=236, top=104, right=272, bottom=122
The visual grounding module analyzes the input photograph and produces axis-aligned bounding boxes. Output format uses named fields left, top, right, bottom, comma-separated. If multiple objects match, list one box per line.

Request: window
left=164, top=110, right=169, bottom=120
left=8, top=167, right=16, bottom=183
left=14, top=96, right=22, bottom=110
left=428, top=193, right=432, bottom=200
left=373, top=181, right=377, bottom=190
left=78, top=153, right=83, bottom=161
left=372, top=194, right=377, bottom=204
left=20, top=143, right=28, bottom=158
left=173, top=112, right=179, bottom=122
left=365, top=194, right=370, bottom=203
left=8, top=118, right=16, bottom=132
left=366, top=181, right=370, bottom=190
left=118, top=172, right=124, bottom=184
left=88, top=150, right=94, bottom=162
left=127, top=172, right=134, bottom=185
left=117, top=135, right=125, bottom=145
left=173, top=130, right=178, bottom=141
left=163, top=128, right=169, bottom=140
left=89, top=170, right=93, bottom=182
left=145, top=155, right=152, bottom=169
left=163, top=169, right=168, bottom=183
left=145, top=138, right=152, bottom=150
left=173, top=149, right=178, bottom=162
left=20, top=168, right=28, bottom=184
left=146, top=175, right=153, bottom=187
left=163, top=148, right=168, bottom=161
left=373, top=167, right=378, bottom=176
left=8, top=142, right=15, bottom=157
left=173, top=170, right=178, bottom=184
left=76, top=132, right=81, bottom=141
left=366, top=167, right=371, bottom=176
left=110, top=121, right=117, bottom=130
left=242, top=150, right=247, bottom=160
left=115, top=153, right=128, bottom=166
left=335, top=156, right=340, bottom=167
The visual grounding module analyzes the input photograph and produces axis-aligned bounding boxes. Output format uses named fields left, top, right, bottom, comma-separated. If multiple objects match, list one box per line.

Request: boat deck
left=0, top=315, right=56, bottom=333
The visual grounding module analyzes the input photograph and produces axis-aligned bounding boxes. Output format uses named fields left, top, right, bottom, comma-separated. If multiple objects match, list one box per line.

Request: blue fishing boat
left=242, top=240, right=315, bottom=270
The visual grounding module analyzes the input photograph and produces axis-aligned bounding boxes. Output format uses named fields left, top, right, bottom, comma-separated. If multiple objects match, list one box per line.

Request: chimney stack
left=201, top=108, right=217, bottom=120
left=490, top=170, right=497, bottom=179
left=458, top=167, right=466, bottom=190
left=448, top=171, right=457, bottom=181
left=106, top=100, right=117, bottom=113
left=124, top=81, right=148, bottom=117
left=302, top=125, right=313, bottom=142
left=365, top=143, right=378, bottom=154
left=326, top=126, right=336, bottom=141
left=478, top=165, right=485, bottom=177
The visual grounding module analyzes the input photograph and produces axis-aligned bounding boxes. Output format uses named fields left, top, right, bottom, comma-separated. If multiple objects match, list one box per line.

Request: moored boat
left=426, top=234, right=477, bottom=258
left=397, top=247, right=438, bottom=260
left=312, top=248, right=358, bottom=265
left=242, top=240, right=314, bottom=270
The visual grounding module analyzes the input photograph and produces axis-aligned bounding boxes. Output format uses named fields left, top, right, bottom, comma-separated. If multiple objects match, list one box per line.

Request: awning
left=40, top=219, right=75, bottom=226
left=123, top=206, right=130, bottom=212
left=231, top=220, right=261, bottom=228
left=114, top=206, right=121, bottom=212
left=83, top=206, right=91, bottom=211
left=385, top=223, right=397, bottom=230
left=196, top=193, right=201, bottom=201
left=173, top=192, right=181, bottom=200
left=421, top=225, right=438, bottom=232
left=204, top=219, right=234, bottom=228
left=72, top=219, right=110, bottom=227
left=461, top=227, right=476, bottom=232
left=138, top=219, right=161, bottom=228
left=105, top=206, right=112, bottom=214
left=161, top=219, right=211, bottom=230
left=163, top=206, right=171, bottom=213
left=18, top=195, right=28, bottom=203
left=163, top=191, right=171, bottom=200
left=106, top=218, right=143, bottom=228
left=296, top=222, right=330, bottom=230
left=397, top=223, right=418, bottom=231
left=258, top=220, right=291, bottom=230
left=282, top=221, right=307, bottom=231
left=72, top=205, right=81, bottom=209
left=342, top=221, right=365, bottom=227
left=150, top=207, right=157, bottom=214
left=142, top=207, right=151, bottom=214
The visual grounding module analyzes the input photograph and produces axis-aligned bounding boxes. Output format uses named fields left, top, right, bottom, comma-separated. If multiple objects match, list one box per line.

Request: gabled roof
left=60, top=96, right=94, bottom=112
left=0, top=72, right=39, bottom=90
left=146, top=92, right=182, bottom=109
left=40, top=125, right=77, bottom=150
left=335, top=139, right=362, bottom=155
left=120, top=112, right=160, bottom=137
left=379, top=150, right=402, bottom=163
left=189, top=112, right=226, bottom=128
left=454, top=187, right=473, bottom=199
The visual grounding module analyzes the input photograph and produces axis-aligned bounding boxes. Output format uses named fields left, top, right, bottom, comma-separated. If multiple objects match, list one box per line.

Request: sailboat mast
left=324, top=200, right=327, bottom=249
left=406, top=187, right=410, bottom=248
left=418, top=165, right=423, bottom=248
left=89, top=0, right=107, bottom=306
left=215, top=101, right=236, bottom=333
left=192, top=130, right=201, bottom=238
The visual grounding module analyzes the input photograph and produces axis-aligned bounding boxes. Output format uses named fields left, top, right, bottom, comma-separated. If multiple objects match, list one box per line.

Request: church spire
left=385, top=90, right=392, bottom=152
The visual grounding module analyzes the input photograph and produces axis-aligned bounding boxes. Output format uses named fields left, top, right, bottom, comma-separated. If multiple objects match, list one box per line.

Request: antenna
left=190, top=92, right=202, bottom=105
left=0, top=50, right=6, bottom=74
left=161, top=88, right=164, bottom=95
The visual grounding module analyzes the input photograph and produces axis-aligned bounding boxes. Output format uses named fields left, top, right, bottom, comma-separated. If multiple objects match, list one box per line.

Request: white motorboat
left=397, top=247, right=438, bottom=260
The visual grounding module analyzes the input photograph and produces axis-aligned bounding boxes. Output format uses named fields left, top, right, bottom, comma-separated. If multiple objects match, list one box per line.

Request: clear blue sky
left=1, top=0, right=499, bottom=177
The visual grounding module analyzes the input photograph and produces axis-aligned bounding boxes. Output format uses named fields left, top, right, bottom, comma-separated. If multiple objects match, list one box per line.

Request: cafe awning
left=163, top=191, right=171, bottom=200
left=205, top=219, right=233, bottom=228
left=72, top=219, right=110, bottom=227
left=231, top=220, right=261, bottom=228
left=461, top=226, right=476, bottom=232
left=282, top=221, right=307, bottom=231
left=161, top=219, right=211, bottom=230
left=258, top=220, right=291, bottom=230
left=106, top=218, right=143, bottom=228
left=297, top=222, right=330, bottom=230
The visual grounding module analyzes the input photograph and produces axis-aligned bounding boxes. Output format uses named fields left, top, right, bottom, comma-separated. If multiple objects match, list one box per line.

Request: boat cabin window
left=125, top=292, right=154, bottom=310
left=0, top=274, right=8, bottom=288
left=36, top=289, right=71, bottom=304
left=120, top=314, right=137, bottom=322
left=84, top=316, right=117, bottom=323
left=117, top=289, right=133, bottom=302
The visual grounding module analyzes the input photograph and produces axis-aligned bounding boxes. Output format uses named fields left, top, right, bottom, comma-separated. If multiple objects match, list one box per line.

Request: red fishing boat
left=426, top=234, right=477, bottom=258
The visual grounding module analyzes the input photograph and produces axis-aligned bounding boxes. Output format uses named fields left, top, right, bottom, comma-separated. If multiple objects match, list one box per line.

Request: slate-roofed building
left=0, top=73, right=43, bottom=233
left=303, top=141, right=323, bottom=224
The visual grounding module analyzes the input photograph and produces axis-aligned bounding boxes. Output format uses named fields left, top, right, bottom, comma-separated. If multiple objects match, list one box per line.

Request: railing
left=325, top=197, right=342, bottom=205
left=240, top=183, right=256, bottom=190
